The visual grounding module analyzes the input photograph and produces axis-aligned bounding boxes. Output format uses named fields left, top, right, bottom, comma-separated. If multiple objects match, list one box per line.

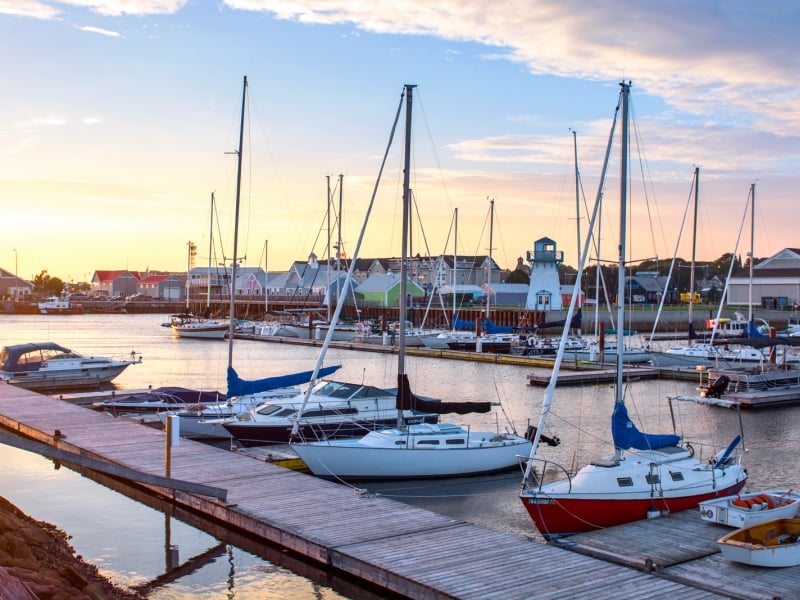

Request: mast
left=337, top=173, right=343, bottom=314
left=614, top=81, right=630, bottom=460
left=397, top=83, right=415, bottom=424
left=207, top=192, right=215, bottom=310
left=227, top=75, right=247, bottom=369
left=748, top=183, right=755, bottom=322
left=452, top=207, right=458, bottom=328
left=689, top=167, right=699, bottom=326
left=572, top=129, right=581, bottom=267
left=326, top=174, right=332, bottom=323
left=486, top=198, right=494, bottom=317
left=264, top=240, right=269, bottom=320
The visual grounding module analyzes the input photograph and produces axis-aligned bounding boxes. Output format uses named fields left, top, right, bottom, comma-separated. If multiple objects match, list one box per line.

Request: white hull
left=717, top=518, right=800, bottom=567
left=292, top=423, right=531, bottom=480
left=699, top=489, right=800, bottom=528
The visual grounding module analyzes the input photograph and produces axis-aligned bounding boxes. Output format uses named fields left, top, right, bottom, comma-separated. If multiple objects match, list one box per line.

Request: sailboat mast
left=615, top=82, right=630, bottom=405
left=452, top=208, right=458, bottom=327
left=487, top=198, right=494, bottom=317
left=207, top=192, right=214, bottom=310
left=689, top=167, right=699, bottom=325
left=398, top=84, right=415, bottom=383
left=748, top=183, right=755, bottom=322
left=572, top=129, right=581, bottom=267
left=227, top=75, right=247, bottom=369
left=264, top=240, right=269, bottom=320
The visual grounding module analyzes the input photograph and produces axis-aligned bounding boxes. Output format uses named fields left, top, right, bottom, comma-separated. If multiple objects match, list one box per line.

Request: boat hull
left=522, top=479, right=747, bottom=539
left=717, top=518, right=800, bottom=567
left=293, top=431, right=532, bottom=480
left=699, top=490, right=800, bottom=528
left=4, top=364, right=132, bottom=391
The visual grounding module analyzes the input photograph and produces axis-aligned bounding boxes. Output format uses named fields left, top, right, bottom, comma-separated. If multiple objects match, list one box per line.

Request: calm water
left=2, top=313, right=799, bottom=597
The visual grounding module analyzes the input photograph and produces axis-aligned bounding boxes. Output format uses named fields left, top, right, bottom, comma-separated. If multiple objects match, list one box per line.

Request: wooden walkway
left=0, top=385, right=786, bottom=599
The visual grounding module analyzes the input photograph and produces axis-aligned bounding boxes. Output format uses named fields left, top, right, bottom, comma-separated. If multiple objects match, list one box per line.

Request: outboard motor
left=703, top=374, right=730, bottom=399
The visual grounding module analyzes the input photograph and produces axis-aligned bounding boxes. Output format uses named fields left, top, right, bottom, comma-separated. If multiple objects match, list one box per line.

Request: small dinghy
left=700, top=489, right=800, bottom=528
left=718, top=518, right=800, bottom=567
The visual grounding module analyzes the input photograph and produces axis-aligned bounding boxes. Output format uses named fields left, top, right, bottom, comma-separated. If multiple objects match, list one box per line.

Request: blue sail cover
left=453, top=315, right=476, bottom=330
left=611, top=402, right=680, bottom=451
left=483, top=319, right=516, bottom=334
left=226, top=365, right=341, bottom=397
left=746, top=320, right=768, bottom=338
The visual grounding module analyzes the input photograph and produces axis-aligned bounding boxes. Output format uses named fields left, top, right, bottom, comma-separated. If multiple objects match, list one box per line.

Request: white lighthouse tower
left=525, top=237, right=563, bottom=311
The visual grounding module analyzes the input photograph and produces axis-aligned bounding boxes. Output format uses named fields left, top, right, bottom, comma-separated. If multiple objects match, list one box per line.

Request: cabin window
left=302, top=407, right=358, bottom=418
left=616, top=477, right=633, bottom=487
left=257, top=404, right=288, bottom=416
left=445, top=439, right=466, bottom=445
left=417, top=439, right=440, bottom=445
left=669, top=471, right=684, bottom=481
left=394, top=441, right=406, bottom=446
left=645, top=474, right=660, bottom=485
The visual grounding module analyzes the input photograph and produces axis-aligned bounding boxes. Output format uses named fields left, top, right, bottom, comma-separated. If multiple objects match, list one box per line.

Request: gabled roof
left=94, top=270, right=141, bottom=283
left=138, top=274, right=176, bottom=284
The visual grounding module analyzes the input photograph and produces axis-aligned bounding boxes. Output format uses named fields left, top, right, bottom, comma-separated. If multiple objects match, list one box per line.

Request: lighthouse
left=525, top=237, right=563, bottom=311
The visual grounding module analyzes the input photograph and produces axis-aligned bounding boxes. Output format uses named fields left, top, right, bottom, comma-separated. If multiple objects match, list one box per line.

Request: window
left=417, top=439, right=440, bottom=445
left=669, top=471, right=684, bottom=482
left=616, top=477, right=633, bottom=487
left=445, top=439, right=466, bottom=445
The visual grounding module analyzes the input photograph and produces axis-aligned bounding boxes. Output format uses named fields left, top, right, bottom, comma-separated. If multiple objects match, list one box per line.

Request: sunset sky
left=2, top=1, right=798, bottom=283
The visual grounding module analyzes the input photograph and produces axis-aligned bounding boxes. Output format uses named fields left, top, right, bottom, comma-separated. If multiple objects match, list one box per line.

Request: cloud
left=0, top=0, right=62, bottom=19
left=222, top=1, right=800, bottom=134
left=75, top=23, right=120, bottom=36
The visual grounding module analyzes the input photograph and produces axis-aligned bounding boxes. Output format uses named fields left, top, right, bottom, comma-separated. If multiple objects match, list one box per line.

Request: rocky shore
left=0, top=496, right=141, bottom=600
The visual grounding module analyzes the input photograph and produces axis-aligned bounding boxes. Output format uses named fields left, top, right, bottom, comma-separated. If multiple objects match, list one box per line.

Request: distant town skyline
left=4, top=2, right=798, bottom=281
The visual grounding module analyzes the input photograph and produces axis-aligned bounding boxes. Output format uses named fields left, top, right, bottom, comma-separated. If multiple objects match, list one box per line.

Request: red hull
left=522, top=479, right=747, bottom=539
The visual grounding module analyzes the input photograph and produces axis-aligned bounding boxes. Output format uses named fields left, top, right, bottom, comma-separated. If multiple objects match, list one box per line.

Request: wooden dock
left=0, top=385, right=791, bottom=599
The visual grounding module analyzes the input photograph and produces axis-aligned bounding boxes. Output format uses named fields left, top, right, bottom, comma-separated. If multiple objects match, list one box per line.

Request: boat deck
left=0, top=385, right=794, bottom=599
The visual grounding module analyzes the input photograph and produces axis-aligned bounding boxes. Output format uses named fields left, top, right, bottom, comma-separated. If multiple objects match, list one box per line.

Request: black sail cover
left=396, top=373, right=491, bottom=415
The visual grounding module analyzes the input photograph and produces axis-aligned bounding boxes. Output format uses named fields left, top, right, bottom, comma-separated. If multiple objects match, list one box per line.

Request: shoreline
left=0, top=495, right=141, bottom=599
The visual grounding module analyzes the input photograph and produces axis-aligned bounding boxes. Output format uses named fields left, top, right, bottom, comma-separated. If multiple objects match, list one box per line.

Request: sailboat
left=162, top=76, right=340, bottom=439
left=170, top=194, right=228, bottom=339
left=519, top=82, right=747, bottom=539
left=290, top=84, right=532, bottom=480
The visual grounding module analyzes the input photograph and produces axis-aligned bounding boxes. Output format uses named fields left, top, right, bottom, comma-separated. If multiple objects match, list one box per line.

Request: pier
left=0, top=384, right=794, bottom=598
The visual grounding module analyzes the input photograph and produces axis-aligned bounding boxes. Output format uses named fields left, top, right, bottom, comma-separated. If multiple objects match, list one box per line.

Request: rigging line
left=413, top=88, right=455, bottom=216
left=647, top=169, right=697, bottom=345
left=629, top=97, right=669, bottom=264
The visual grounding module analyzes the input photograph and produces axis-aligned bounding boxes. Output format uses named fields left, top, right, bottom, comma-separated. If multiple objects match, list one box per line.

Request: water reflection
left=0, top=443, right=352, bottom=598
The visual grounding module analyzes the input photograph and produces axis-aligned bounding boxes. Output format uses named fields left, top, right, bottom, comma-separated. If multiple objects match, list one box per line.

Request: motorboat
left=0, top=342, right=140, bottom=391
left=97, top=387, right=225, bottom=414
left=717, top=518, right=800, bottom=567
left=700, top=489, right=800, bottom=528
left=222, top=379, right=441, bottom=447
left=168, top=313, right=228, bottom=339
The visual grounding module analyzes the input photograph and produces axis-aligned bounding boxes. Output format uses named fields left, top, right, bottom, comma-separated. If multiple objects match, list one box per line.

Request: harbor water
left=2, top=313, right=799, bottom=598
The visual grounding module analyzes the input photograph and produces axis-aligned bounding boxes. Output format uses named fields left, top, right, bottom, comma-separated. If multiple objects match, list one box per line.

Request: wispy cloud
left=75, top=23, right=120, bottom=36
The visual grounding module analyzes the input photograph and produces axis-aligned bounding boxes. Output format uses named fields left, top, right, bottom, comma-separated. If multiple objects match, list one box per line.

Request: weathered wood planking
left=0, top=385, right=758, bottom=599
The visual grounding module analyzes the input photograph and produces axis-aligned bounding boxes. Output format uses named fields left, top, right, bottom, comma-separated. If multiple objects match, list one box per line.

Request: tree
left=505, top=269, right=530, bottom=284
left=31, top=272, right=65, bottom=297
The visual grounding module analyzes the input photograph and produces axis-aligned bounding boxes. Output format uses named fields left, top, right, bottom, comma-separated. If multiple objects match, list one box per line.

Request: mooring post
left=165, top=414, right=180, bottom=477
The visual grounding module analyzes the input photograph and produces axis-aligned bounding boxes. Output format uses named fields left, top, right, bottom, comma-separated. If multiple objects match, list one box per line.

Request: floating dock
left=0, top=384, right=793, bottom=599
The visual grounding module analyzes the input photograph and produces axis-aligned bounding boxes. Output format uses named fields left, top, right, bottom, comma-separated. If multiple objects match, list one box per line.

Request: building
left=727, top=247, right=800, bottom=308
left=0, top=268, right=33, bottom=299
left=526, top=237, right=565, bottom=311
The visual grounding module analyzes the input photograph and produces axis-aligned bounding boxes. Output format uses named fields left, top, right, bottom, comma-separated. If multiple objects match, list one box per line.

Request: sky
left=2, top=1, right=798, bottom=284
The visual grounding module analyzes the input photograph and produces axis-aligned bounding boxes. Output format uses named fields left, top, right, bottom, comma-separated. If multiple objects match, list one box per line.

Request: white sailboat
left=291, top=84, right=532, bottom=480
left=519, top=82, right=747, bottom=539
left=170, top=194, right=228, bottom=340
left=164, top=77, right=338, bottom=439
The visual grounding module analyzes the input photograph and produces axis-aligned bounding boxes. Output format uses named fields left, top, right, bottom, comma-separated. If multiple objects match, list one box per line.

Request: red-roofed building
left=91, top=270, right=141, bottom=298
